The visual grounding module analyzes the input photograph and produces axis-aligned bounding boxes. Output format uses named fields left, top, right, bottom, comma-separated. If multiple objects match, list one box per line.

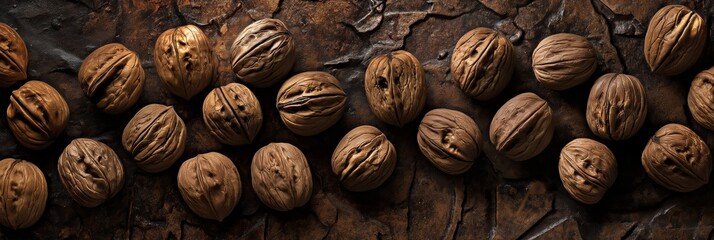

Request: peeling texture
left=451, top=28, right=514, bottom=100
left=154, top=25, right=214, bottom=100
left=559, top=138, right=617, bottom=204
left=0, top=22, right=28, bottom=88
left=58, top=138, right=125, bottom=208
left=276, top=71, right=346, bottom=136
left=644, top=5, right=706, bottom=76
left=251, top=143, right=313, bottom=211
left=231, top=18, right=295, bottom=88
left=489, top=92, right=553, bottom=161
left=586, top=73, right=647, bottom=141
left=7, top=80, right=70, bottom=150
left=332, top=125, right=397, bottom=192
left=203, top=83, right=262, bottom=146
left=417, top=108, right=482, bottom=175
left=687, top=67, right=714, bottom=130
left=0, top=158, right=47, bottom=230
left=122, top=104, right=187, bottom=173
left=177, top=152, right=241, bottom=221
left=532, top=33, right=597, bottom=90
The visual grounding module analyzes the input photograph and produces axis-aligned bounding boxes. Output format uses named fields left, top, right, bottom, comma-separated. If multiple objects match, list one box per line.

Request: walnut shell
left=58, top=138, right=125, bottom=208
left=688, top=67, right=714, bottom=130
left=532, top=33, right=597, bottom=90
left=586, top=73, right=647, bottom=141
left=451, top=27, right=514, bottom=100
left=231, top=18, right=295, bottom=88
left=178, top=152, right=241, bottom=221
left=122, top=104, right=186, bottom=173
left=558, top=138, right=617, bottom=204
left=489, top=92, right=553, bottom=161
left=0, top=158, right=47, bottom=230
left=364, top=50, right=426, bottom=127
left=154, top=25, right=214, bottom=100
left=7, top=80, right=70, bottom=150
left=642, top=124, right=712, bottom=192
left=78, top=43, right=145, bottom=114
left=276, top=71, right=346, bottom=136
left=202, top=83, right=262, bottom=145
left=644, top=5, right=706, bottom=76
left=332, top=125, right=397, bottom=191
left=417, top=108, right=482, bottom=175
left=0, top=22, right=28, bottom=88
left=251, top=143, right=313, bottom=211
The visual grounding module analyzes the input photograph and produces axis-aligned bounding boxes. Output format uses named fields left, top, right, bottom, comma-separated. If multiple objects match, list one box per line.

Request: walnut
left=251, top=143, right=313, bottom=211
left=364, top=50, right=426, bottom=127
left=178, top=152, right=241, bottom=221
left=78, top=43, right=145, bottom=114
left=0, top=22, right=28, bottom=88
left=489, top=92, right=553, bottom=161
left=231, top=18, right=295, bottom=88
left=276, top=71, right=347, bottom=136
left=122, top=104, right=187, bottom=173
left=688, top=67, right=714, bottom=130
left=451, top=27, right=514, bottom=100
left=0, top=158, right=47, bottom=229
left=532, top=33, right=597, bottom=90
left=58, top=138, right=125, bottom=208
left=154, top=25, right=214, bottom=100
left=558, top=138, right=617, bottom=204
left=642, top=124, right=712, bottom=192
left=644, top=5, right=706, bottom=76
left=586, top=73, right=647, bottom=141
left=202, top=83, right=262, bottom=145
left=332, top=125, right=397, bottom=191
left=7, top=80, right=70, bottom=150
left=417, top=108, right=482, bottom=175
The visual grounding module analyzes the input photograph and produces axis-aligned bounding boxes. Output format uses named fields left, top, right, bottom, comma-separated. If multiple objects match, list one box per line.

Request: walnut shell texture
left=688, top=67, right=714, bottom=130
left=231, top=18, right=295, bottom=88
left=332, top=125, right=397, bottom=192
left=417, top=108, right=482, bottom=175
left=154, top=25, right=214, bottom=100
left=558, top=138, right=617, bottom=204
left=276, top=71, right=346, bottom=136
left=586, top=73, right=647, bottom=141
left=202, top=83, right=262, bottom=146
left=7, top=80, right=70, bottom=150
left=122, top=104, right=187, bottom=173
left=58, top=138, right=125, bottom=208
left=644, top=5, right=706, bottom=76
left=489, top=92, right=553, bottom=161
left=0, top=22, right=28, bottom=88
left=0, top=158, right=47, bottom=230
left=451, top=27, right=514, bottom=100
left=178, top=152, right=241, bottom=221
left=251, top=143, right=313, bottom=211
left=642, top=124, right=712, bottom=192
left=532, top=33, right=597, bottom=90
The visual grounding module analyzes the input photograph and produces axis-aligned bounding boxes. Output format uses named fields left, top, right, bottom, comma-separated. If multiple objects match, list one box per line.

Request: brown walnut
left=202, top=83, right=262, bottom=145
left=58, top=138, right=125, bottom=208
left=558, top=138, right=617, bottom=204
left=276, top=71, right=346, bottom=136
left=688, top=67, right=714, bottom=130
left=231, top=18, right=295, bottom=88
left=122, top=104, right=187, bottom=173
left=251, top=143, right=313, bottom=211
left=332, top=125, right=397, bottom=191
left=586, top=73, right=647, bottom=141
left=532, top=33, right=597, bottom=90
left=7, top=80, right=70, bottom=150
left=154, top=25, right=214, bottom=100
left=451, top=27, right=514, bottom=100
left=178, top=152, right=241, bottom=221
left=0, top=158, right=47, bottom=230
left=0, top=22, right=28, bottom=88
left=417, top=108, right=482, bottom=175
left=644, top=5, right=706, bottom=76
left=489, top=92, right=553, bottom=161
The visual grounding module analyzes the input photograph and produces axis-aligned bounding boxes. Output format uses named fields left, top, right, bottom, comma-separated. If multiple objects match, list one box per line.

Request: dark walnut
left=489, top=92, right=553, bottom=161
left=78, top=43, right=145, bottom=114
left=451, top=27, right=514, bottom=100
left=0, top=158, right=47, bottom=230
left=154, top=24, right=214, bottom=100
left=559, top=138, right=617, bottom=204
left=231, top=18, right=295, bottom=88
left=532, top=33, right=597, bottom=90
left=688, top=67, right=714, bottom=130
left=122, top=104, right=187, bottom=173
left=417, top=108, right=482, bottom=175
left=644, top=5, right=706, bottom=76
left=0, top=22, right=28, bottom=88
left=332, top=125, right=397, bottom=191
left=276, top=71, right=347, bottom=136
left=251, top=143, right=313, bottom=211
left=586, top=73, right=647, bottom=141
left=178, top=152, right=241, bottom=221
left=642, top=124, right=712, bottom=192
left=58, top=138, right=125, bottom=208
left=202, top=83, right=262, bottom=145
left=7, top=80, right=70, bottom=150
left=364, top=50, right=426, bottom=127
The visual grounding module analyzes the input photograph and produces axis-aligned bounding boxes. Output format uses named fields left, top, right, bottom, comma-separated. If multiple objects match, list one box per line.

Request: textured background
left=0, top=0, right=713, bottom=239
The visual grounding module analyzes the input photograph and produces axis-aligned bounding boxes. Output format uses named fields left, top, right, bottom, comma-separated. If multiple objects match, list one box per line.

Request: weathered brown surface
left=0, top=0, right=713, bottom=239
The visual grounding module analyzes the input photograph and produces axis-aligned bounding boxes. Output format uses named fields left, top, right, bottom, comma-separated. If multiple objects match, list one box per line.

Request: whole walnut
left=178, top=152, right=241, bottom=221
left=276, top=71, right=347, bottom=136
left=417, top=108, right=482, bottom=175
left=154, top=25, right=214, bottom=100
left=532, top=33, right=597, bottom=90
left=203, top=83, right=262, bottom=145
left=231, top=18, right=295, bottom=88
left=451, top=27, right=514, bottom=100
left=365, top=50, right=426, bottom=127
left=642, top=124, right=712, bottom=192
left=122, top=104, right=186, bottom=173
left=332, top=125, right=397, bottom=191
left=586, top=73, right=647, bottom=141
left=558, top=138, right=617, bottom=204
left=688, top=67, right=714, bottom=130
left=0, top=22, right=28, bottom=88
left=78, top=43, right=145, bottom=114
left=251, top=143, right=313, bottom=211
left=489, top=92, right=553, bottom=161
left=7, top=80, right=70, bottom=150
left=644, top=5, right=706, bottom=76
left=0, top=158, right=47, bottom=230
left=58, top=138, right=125, bottom=208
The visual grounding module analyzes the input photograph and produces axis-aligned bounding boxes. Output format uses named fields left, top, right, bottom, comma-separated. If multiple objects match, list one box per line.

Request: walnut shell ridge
left=203, top=83, right=262, bottom=146
left=489, top=92, right=553, bottom=161
left=251, top=143, right=313, bottom=211
left=688, top=67, right=714, bottom=130
left=532, top=33, right=597, bottom=90
left=122, top=104, right=187, bottom=173
left=277, top=71, right=346, bottom=136
left=558, top=138, right=617, bottom=204
left=58, top=138, right=125, bottom=208
left=0, top=158, right=47, bottom=230
left=154, top=25, right=214, bottom=100
left=0, top=22, right=28, bottom=88
left=417, top=108, right=482, bottom=175
left=644, top=5, right=706, bottom=76
left=231, top=18, right=295, bottom=88
left=451, top=27, right=514, bottom=100
left=332, top=125, right=397, bottom=191
left=178, top=152, right=241, bottom=221
left=586, top=73, right=647, bottom=141
left=7, top=80, right=70, bottom=150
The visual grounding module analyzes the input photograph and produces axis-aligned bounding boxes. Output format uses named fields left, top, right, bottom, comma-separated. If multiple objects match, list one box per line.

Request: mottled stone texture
left=0, top=0, right=713, bottom=239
